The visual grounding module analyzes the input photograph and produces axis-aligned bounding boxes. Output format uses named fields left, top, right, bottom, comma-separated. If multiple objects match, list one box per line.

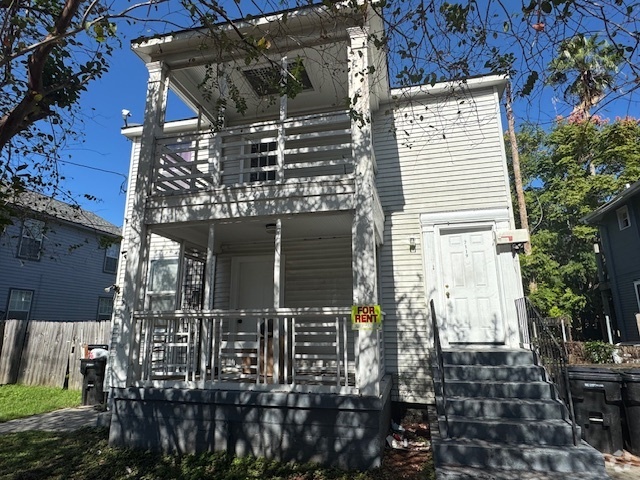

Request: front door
left=232, top=257, right=274, bottom=311
left=230, top=255, right=277, bottom=379
left=440, top=227, right=504, bottom=344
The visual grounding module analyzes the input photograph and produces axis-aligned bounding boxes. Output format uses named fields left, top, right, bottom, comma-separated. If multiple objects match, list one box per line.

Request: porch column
left=204, top=223, right=216, bottom=309
left=110, top=61, right=169, bottom=388
left=348, top=27, right=380, bottom=396
left=273, top=218, right=282, bottom=383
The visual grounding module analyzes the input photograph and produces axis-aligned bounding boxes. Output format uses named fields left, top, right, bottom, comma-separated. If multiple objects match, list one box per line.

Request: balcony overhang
left=149, top=210, right=354, bottom=252
left=130, top=3, right=389, bottom=125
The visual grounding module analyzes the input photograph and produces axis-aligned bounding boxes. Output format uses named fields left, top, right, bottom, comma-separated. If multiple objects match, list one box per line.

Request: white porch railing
left=131, top=308, right=358, bottom=393
left=151, top=111, right=353, bottom=195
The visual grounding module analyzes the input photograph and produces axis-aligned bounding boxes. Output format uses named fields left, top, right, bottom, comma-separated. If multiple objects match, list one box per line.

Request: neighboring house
left=0, top=190, right=121, bottom=322
left=108, top=3, right=544, bottom=471
left=584, top=180, right=640, bottom=342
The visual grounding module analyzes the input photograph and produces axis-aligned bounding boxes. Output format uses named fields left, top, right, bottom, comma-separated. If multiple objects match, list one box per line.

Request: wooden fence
left=0, top=319, right=111, bottom=390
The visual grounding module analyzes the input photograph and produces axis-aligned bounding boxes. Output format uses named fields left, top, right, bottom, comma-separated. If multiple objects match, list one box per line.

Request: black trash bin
left=622, top=370, right=640, bottom=455
left=568, top=366, right=624, bottom=454
left=79, top=357, right=106, bottom=405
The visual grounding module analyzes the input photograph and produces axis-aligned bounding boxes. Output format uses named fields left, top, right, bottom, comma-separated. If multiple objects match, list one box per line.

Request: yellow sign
left=351, top=305, right=382, bottom=330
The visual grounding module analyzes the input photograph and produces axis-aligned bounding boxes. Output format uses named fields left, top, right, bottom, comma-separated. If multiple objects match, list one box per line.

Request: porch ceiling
left=169, top=42, right=349, bottom=125
left=152, top=211, right=353, bottom=252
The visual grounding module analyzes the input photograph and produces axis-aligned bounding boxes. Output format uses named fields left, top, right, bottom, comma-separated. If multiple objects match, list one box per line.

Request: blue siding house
left=584, top=180, right=640, bottom=342
left=0, top=190, right=121, bottom=322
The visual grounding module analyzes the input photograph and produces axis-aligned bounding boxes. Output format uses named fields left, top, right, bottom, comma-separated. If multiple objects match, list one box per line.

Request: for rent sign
left=351, top=305, right=382, bottom=330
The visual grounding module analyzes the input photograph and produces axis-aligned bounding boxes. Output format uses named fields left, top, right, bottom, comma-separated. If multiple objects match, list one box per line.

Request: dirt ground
left=378, top=408, right=434, bottom=480
left=605, top=452, right=640, bottom=480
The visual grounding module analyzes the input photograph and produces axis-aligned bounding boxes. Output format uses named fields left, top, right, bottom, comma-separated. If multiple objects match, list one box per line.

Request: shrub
left=583, top=341, right=615, bottom=364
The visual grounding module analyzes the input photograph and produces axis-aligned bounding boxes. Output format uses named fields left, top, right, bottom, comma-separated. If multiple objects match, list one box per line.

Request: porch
left=151, top=111, right=356, bottom=196
left=129, top=308, right=385, bottom=395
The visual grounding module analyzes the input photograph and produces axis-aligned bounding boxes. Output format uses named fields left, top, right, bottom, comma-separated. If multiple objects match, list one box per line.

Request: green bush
left=583, top=341, right=615, bottom=364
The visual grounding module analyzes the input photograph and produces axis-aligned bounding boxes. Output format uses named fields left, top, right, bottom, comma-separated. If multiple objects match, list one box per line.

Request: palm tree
left=547, top=34, right=623, bottom=120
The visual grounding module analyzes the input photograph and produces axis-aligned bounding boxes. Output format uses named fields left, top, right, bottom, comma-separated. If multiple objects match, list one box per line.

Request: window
left=147, top=258, right=179, bottom=311
left=97, top=297, right=113, bottom=320
left=6, top=289, right=33, bottom=320
left=104, top=243, right=119, bottom=274
left=250, top=141, right=277, bottom=182
left=18, top=219, right=44, bottom=260
left=617, top=206, right=631, bottom=230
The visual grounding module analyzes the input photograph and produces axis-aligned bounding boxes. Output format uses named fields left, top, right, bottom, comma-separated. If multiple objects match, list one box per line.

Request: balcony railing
left=151, top=111, right=353, bottom=195
left=131, top=308, right=358, bottom=393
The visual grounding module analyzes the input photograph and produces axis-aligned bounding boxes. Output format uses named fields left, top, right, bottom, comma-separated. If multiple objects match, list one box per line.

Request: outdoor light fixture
left=409, top=237, right=416, bottom=252
left=121, top=109, right=131, bottom=128
left=265, top=223, right=278, bottom=235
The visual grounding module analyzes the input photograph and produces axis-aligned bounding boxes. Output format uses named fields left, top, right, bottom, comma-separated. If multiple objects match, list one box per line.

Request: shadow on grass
left=0, top=427, right=433, bottom=480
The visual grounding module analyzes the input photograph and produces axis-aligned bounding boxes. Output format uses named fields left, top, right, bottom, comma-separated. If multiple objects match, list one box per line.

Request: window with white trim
left=18, top=219, right=44, bottom=260
left=617, top=206, right=631, bottom=230
left=6, top=289, right=33, bottom=320
left=146, top=258, right=179, bottom=311
left=97, top=297, right=113, bottom=320
left=104, top=243, right=119, bottom=274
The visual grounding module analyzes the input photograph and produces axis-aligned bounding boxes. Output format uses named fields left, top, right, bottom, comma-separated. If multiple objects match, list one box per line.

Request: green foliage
left=583, top=340, right=615, bottom=364
left=518, top=117, right=640, bottom=322
left=547, top=34, right=623, bottom=117
left=0, top=385, right=80, bottom=422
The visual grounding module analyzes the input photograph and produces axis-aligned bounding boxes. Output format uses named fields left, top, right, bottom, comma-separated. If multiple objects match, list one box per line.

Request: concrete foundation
left=109, top=376, right=392, bottom=470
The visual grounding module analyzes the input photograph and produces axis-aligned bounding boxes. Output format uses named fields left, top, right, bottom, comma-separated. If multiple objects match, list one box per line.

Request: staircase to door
left=432, top=348, right=609, bottom=480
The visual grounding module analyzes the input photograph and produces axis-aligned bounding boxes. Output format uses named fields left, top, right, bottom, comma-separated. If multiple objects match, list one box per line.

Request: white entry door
left=440, top=228, right=504, bottom=344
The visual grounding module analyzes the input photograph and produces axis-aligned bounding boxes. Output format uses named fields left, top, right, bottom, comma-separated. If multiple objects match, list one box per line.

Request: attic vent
left=244, top=62, right=313, bottom=96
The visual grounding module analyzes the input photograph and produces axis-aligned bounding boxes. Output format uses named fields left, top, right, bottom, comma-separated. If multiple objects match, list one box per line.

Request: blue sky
left=60, top=38, right=147, bottom=228
left=58, top=19, right=194, bottom=228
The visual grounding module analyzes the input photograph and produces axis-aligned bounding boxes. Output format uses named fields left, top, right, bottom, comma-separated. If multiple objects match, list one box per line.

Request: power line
left=58, top=159, right=128, bottom=180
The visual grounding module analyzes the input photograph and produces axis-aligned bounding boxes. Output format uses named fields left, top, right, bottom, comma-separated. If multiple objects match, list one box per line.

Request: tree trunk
left=505, top=81, right=531, bottom=255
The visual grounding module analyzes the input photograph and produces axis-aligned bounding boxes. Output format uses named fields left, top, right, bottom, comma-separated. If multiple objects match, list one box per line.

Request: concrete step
left=442, top=349, right=535, bottom=366
left=444, top=397, right=567, bottom=420
left=445, top=416, right=577, bottom=446
left=433, top=438, right=607, bottom=474
left=436, top=465, right=610, bottom=480
left=443, top=364, right=546, bottom=382
left=443, top=380, right=554, bottom=399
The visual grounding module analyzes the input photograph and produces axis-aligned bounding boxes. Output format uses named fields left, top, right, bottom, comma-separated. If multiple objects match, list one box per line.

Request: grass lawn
left=0, top=385, right=81, bottom=422
left=0, top=427, right=434, bottom=480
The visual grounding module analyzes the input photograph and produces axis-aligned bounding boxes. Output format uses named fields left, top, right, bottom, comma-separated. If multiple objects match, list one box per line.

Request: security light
left=121, top=109, right=131, bottom=128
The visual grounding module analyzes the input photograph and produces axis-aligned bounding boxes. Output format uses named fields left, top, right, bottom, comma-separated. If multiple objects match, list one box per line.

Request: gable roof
left=583, top=180, right=640, bottom=225
left=3, top=189, right=121, bottom=237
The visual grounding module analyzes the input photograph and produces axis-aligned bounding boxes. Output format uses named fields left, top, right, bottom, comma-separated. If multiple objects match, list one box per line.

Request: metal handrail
left=515, top=297, right=578, bottom=446
left=430, top=299, right=448, bottom=436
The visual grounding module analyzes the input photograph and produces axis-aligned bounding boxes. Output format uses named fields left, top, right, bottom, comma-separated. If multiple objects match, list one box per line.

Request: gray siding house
left=584, top=180, right=640, bottom=342
left=0, top=190, right=121, bottom=322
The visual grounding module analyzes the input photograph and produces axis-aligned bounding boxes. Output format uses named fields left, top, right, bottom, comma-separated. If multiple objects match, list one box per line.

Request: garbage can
left=568, top=366, right=624, bottom=454
left=79, top=357, right=106, bottom=405
left=622, top=370, right=640, bottom=455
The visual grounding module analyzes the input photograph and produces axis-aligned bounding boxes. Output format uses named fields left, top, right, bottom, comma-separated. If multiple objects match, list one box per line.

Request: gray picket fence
left=0, top=319, right=110, bottom=390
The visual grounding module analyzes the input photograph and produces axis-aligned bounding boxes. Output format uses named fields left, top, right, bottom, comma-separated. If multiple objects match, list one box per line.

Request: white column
left=273, top=218, right=282, bottom=383
left=348, top=27, right=380, bottom=396
left=204, top=223, right=217, bottom=310
left=110, top=61, right=169, bottom=388
left=277, top=57, right=287, bottom=183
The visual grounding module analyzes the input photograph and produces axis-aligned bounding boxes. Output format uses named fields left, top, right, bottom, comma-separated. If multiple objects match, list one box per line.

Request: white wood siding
left=212, top=237, right=352, bottom=309
left=374, top=86, right=512, bottom=403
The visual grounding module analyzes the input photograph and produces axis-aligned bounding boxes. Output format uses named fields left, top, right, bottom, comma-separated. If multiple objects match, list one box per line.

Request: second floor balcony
left=151, top=110, right=356, bottom=197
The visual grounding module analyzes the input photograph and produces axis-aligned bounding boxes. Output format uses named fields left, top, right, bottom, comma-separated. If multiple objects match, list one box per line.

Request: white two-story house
left=108, top=3, right=525, bottom=469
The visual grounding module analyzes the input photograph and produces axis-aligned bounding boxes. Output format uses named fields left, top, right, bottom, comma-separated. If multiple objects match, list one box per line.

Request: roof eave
left=583, top=180, right=640, bottom=224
